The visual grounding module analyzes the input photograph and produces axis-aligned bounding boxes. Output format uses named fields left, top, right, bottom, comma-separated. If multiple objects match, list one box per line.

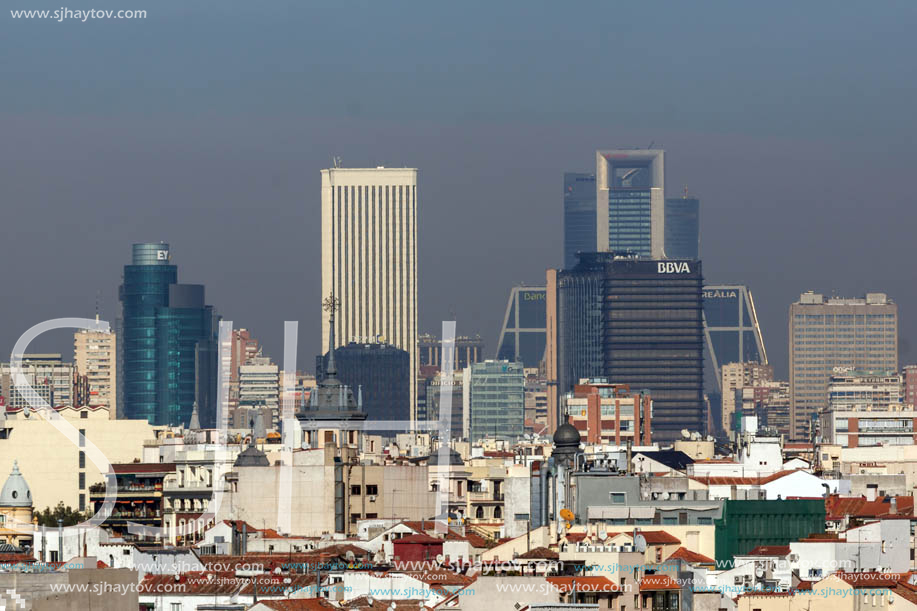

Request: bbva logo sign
left=657, top=261, right=691, bottom=274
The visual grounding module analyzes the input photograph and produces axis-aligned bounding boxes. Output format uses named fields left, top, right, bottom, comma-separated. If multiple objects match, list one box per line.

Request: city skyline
left=2, top=3, right=916, bottom=384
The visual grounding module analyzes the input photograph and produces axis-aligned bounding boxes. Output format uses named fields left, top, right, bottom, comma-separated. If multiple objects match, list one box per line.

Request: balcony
left=468, top=490, right=504, bottom=503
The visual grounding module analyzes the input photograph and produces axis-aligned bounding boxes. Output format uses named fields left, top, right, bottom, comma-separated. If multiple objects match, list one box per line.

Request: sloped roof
left=690, top=470, right=804, bottom=486
left=394, top=534, right=443, bottom=545
left=825, top=495, right=914, bottom=520
left=639, top=531, right=681, bottom=545
left=634, top=450, right=694, bottom=471
left=517, top=547, right=559, bottom=560
left=255, top=600, right=337, bottom=611
left=666, top=547, right=714, bottom=564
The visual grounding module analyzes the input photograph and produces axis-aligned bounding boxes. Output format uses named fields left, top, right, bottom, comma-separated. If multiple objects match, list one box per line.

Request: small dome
left=234, top=445, right=269, bottom=468
left=553, top=423, right=581, bottom=448
left=0, top=461, right=32, bottom=507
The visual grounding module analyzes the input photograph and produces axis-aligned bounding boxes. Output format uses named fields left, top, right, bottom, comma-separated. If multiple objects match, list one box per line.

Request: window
left=80, top=411, right=88, bottom=419
left=365, top=484, right=378, bottom=496
left=350, top=485, right=361, bottom=496
left=79, top=473, right=85, bottom=490
left=79, top=451, right=85, bottom=469
left=697, top=517, right=712, bottom=525
left=79, top=494, right=85, bottom=511
left=79, top=429, right=86, bottom=448
left=610, top=492, right=626, bottom=504
left=171, top=603, right=182, bottom=611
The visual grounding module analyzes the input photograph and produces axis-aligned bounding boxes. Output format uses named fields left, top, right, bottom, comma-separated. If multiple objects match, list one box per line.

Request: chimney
left=890, top=497, right=898, bottom=515
left=866, top=484, right=878, bottom=502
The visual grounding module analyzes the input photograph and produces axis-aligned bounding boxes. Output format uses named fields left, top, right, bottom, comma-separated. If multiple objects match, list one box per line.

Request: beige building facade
left=74, top=327, right=117, bottom=416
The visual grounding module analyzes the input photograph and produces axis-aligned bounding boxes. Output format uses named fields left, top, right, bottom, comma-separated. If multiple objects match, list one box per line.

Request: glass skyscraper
left=702, top=284, right=768, bottom=393
left=547, top=253, right=704, bottom=439
left=464, top=360, right=524, bottom=442
left=664, top=196, right=700, bottom=260
left=563, top=172, right=596, bottom=269
left=119, top=243, right=219, bottom=426
left=496, top=286, right=547, bottom=368
left=596, top=150, right=665, bottom=258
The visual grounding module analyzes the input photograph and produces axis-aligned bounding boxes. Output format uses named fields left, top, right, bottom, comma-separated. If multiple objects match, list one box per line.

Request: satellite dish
left=634, top=535, right=647, bottom=553
left=436, top=554, right=445, bottom=564
left=661, top=492, right=670, bottom=500
left=560, top=508, right=575, bottom=522
left=598, top=530, right=608, bottom=541
left=681, top=429, right=691, bottom=439
left=345, top=550, right=356, bottom=563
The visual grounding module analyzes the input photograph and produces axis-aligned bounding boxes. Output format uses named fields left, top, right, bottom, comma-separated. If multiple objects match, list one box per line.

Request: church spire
left=322, top=294, right=340, bottom=379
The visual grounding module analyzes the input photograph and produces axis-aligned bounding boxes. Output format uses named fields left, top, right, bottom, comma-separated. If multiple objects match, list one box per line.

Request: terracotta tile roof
left=393, top=568, right=475, bottom=587
left=640, top=575, right=681, bottom=591
left=0, top=553, right=35, bottom=564
left=835, top=572, right=906, bottom=588
left=564, top=533, right=588, bottom=543
left=517, top=547, right=559, bottom=560
left=690, top=470, right=801, bottom=486
left=744, top=545, right=791, bottom=557
left=546, top=576, right=620, bottom=593
left=793, top=581, right=814, bottom=591
left=666, top=547, right=714, bottom=564
left=444, top=529, right=489, bottom=548
left=251, top=598, right=336, bottom=610
left=825, top=495, right=914, bottom=520
left=639, top=531, right=681, bottom=545
left=482, top=451, right=515, bottom=458
left=340, top=597, right=427, bottom=610
left=394, top=534, right=443, bottom=545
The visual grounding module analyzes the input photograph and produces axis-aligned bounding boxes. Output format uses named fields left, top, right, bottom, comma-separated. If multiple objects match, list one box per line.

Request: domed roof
left=553, top=423, right=581, bottom=448
left=0, top=461, right=32, bottom=507
left=234, top=445, right=270, bottom=468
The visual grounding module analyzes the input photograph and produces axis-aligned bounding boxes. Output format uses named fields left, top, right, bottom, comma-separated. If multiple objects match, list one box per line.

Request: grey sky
left=2, top=1, right=916, bottom=377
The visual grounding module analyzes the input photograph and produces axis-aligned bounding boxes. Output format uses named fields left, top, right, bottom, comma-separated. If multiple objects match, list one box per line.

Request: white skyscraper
left=321, top=167, right=418, bottom=422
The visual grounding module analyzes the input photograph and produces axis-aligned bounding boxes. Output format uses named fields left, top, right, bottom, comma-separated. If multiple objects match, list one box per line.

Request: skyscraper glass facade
left=496, top=287, right=547, bottom=368
left=702, top=285, right=767, bottom=394
left=664, top=197, right=700, bottom=260
left=120, top=243, right=218, bottom=426
left=563, top=172, right=596, bottom=269
left=596, top=150, right=665, bottom=259
left=602, top=258, right=705, bottom=441
left=555, top=253, right=605, bottom=401
left=465, top=360, right=524, bottom=442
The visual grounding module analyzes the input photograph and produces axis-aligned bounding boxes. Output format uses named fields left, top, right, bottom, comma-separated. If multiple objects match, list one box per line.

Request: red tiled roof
left=745, top=545, right=791, bottom=557
left=249, top=598, right=336, bottom=610
left=640, top=575, right=681, bottom=591
left=835, top=572, right=906, bottom=588
left=444, top=529, right=490, bottom=548
left=825, top=495, right=914, bottom=520
left=546, top=576, right=620, bottom=593
left=394, top=534, right=443, bottom=545
left=639, top=531, right=681, bottom=545
left=482, top=451, right=515, bottom=458
left=393, top=569, right=475, bottom=587
left=666, top=547, right=714, bottom=564
left=564, top=533, right=588, bottom=543
left=340, top=597, right=427, bottom=610
left=517, top=547, right=559, bottom=560
left=691, top=470, right=801, bottom=486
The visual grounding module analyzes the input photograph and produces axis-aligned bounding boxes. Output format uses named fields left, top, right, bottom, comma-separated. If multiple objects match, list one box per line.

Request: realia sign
left=657, top=261, right=691, bottom=274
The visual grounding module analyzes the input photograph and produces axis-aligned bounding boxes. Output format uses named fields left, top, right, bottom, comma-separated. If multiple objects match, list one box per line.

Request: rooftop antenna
left=683, top=184, right=689, bottom=198
left=94, top=290, right=101, bottom=322
left=647, top=141, right=655, bottom=149
left=332, top=156, right=343, bottom=168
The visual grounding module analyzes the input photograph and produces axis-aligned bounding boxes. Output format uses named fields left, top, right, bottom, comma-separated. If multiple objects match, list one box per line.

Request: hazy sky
left=2, top=1, right=916, bottom=378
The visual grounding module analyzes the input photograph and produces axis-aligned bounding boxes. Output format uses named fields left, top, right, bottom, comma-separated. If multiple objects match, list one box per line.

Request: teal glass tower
left=119, top=243, right=218, bottom=426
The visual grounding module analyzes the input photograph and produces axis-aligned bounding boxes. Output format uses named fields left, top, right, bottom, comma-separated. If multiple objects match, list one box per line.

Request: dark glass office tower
left=563, top=173, right=597, bottom=269
left=602, top=257, right=704, bottom=440
left=119, top=243, right=218, bottom=426
left=554, top=253, right=605, bottom=401
left=664, top=197, right=700, bottom=260
left=316, top=341, right=411, bottom=427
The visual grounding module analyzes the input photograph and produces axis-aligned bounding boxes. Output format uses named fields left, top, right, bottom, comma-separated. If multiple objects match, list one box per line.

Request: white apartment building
left=0, top=354, right=76, bottom=410
left=321, top=166, right=418, bottom=422
left=820, top=367, right=914, bottom=447
left=74, top=326, right=117, bottom=416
